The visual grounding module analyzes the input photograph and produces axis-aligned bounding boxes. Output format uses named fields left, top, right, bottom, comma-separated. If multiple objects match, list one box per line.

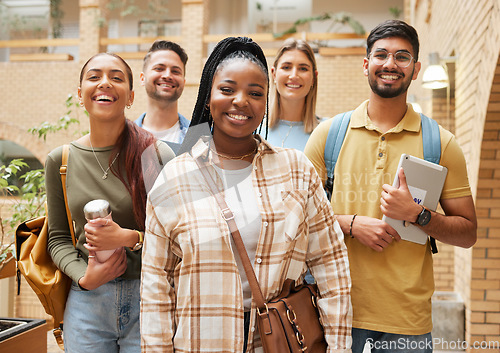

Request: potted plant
left=0, top=94, right=85, bottom=352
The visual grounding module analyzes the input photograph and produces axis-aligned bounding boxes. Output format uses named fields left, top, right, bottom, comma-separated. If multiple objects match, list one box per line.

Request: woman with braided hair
left=141, top=37, right=352, bottom=352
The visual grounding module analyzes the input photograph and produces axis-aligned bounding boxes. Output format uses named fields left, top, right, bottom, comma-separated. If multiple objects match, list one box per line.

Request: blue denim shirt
left=134, top=112, right=190, bottom=155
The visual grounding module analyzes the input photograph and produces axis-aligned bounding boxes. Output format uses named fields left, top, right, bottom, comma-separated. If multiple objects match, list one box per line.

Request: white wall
left=209, top=0, right=248, bottom=34
left=208, top=0, right=403, bottom=48
left=313, top=0, right=404, bottom=32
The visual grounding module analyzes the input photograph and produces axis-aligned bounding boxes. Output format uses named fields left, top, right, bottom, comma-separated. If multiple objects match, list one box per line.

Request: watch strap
left=131, top=230, right=143, bottom=251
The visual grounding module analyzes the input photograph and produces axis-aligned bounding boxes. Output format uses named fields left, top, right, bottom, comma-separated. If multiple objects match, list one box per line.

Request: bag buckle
left=311, top=294, right=317, bottom=308
left=286, top=308, right=296, bottom=324
left=256, top=303, right=269, bottom=315
left=220, top=208, right=235, bottom=222
left=295, top=331, right=306, bottom=349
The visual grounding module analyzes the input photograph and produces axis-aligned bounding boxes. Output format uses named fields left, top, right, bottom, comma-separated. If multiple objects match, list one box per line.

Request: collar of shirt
left=190, top=134, right=279, bottom=162
left=350, top=99, right=422, bottom=134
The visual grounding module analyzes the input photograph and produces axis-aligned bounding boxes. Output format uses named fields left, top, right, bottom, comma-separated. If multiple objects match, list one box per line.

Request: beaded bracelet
left=349, top=214, right=357, bottom=238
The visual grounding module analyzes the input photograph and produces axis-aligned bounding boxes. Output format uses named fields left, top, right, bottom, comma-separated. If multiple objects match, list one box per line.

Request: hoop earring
left=204, top=103, right=210, bottom=111
left=79, top=101, right=84, bottom=107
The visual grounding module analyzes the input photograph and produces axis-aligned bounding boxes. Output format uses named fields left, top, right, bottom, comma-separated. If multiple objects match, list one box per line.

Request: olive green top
left=46, top=141, right=174, bottom=283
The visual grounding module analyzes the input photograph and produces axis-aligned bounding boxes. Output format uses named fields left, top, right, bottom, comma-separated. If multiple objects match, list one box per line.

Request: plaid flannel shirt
left=141, top=136, right=352, bottom=353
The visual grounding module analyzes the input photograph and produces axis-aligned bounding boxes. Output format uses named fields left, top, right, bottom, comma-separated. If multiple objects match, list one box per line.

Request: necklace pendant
left=102, top=172, right=108, bottom=180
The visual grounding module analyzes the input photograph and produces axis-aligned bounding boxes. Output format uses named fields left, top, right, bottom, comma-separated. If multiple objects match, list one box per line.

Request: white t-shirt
left=214, top=164, right=261, bottom=310
left=142, top=121, right=182, bottom=144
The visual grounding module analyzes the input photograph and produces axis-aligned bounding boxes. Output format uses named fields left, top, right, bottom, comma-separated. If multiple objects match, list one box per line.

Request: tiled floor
left=46, top=330, right=463, bottom=353
left=47, top=330, right=61, bottom=353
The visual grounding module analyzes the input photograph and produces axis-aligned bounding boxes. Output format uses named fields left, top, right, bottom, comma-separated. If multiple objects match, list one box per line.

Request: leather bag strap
left=60, top=144, right=76, bottom=247
left=194, top=158, right=267, bottom=310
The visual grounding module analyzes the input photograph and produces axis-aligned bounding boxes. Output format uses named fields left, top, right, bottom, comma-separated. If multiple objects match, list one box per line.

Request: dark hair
left=366, top=20, right=420, bottom=62
left=269, top=38, right=318, bottom=133
left=178, top=37, right=269, bottom=154
left=143, top=40, right=188, bottom=71
left=79, top=53, right=156, bottom=228
left=79, top=52, right=133, bottom=90
left=110, top=120, right=157, bottom=229
left=191, top=36, right=268, bottom=128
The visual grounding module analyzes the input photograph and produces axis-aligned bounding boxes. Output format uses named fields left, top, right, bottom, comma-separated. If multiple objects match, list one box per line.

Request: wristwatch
left=131, top=230, right=143, bottom=251
left=415, top=206, right=431, bottom=226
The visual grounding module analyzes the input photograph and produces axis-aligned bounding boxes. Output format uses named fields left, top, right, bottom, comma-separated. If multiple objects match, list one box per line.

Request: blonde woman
left=267, top=38, right=320, bottom=151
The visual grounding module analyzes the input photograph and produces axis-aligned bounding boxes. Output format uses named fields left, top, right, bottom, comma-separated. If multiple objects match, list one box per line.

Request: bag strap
left=419, top=114, right=441, bottom=254
left=324, top=111, right=352, bottom=201
left=53, top=144, right=74, bottom=349
left=324, top=112, right=441, bottom=197
left=420, top=113, right=441, bottom=164
left=194, top=158, right=268, bottom=311
left=59, top=144, right=76, bottom=247
left=323, top=111, right=441, bottom=253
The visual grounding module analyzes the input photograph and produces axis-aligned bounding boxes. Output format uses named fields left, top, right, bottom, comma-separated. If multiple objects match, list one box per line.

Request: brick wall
left=2, top=0, right=374, bottom=325
left=0, top=61, right=81, bottom=157
left=5, top=1, right=499, bottom=341
left=408, top=0, right=500, bottom=347
left=434, top=242, right=455, bottom=291
left=316, top=55, right=370, bottom=117
left=471, top=57, right=500, bottom=347
left=0, top=55, right=368, bottom=161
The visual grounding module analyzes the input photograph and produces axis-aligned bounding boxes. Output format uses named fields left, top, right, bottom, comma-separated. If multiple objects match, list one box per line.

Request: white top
left=142, top=121, right=182, bottom=144
left=214, top=163, right=261, bottom=310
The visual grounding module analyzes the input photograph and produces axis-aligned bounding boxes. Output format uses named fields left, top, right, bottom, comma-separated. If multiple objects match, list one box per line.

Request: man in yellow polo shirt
left=305, top=20, right=477, bottom=352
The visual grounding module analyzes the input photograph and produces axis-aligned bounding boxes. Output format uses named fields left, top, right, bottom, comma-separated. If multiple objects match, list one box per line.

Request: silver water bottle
left=83, top=199, right=120, bottom=262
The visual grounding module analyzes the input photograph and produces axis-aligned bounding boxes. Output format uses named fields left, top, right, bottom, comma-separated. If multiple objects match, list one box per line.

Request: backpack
left=16, top=145, right=74, bottom=349
left=323, top=111, right=441, bottom=253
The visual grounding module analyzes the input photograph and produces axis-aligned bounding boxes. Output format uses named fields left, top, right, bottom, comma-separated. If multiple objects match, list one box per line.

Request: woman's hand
left=78, top=248, right=127, bottom=290
left=84, top=218, right=129, bottom=251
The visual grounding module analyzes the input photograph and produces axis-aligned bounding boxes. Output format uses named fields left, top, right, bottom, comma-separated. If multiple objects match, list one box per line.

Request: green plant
left=50, top=0, right=64, bottom=39
left=29, top=94, right=88, bottom=141
left=273, top=12, right=365, bottom=39
left=100, top=0, right=170, bottom=30
left=0, top=159, right=45, bottom=268
left=0, top=1, right=59, bottom=53
left=254, top=1, right=271, bottom=33
left=389, top=7, right=402, bottom=19
left=0, top=94, right=84, bottom=270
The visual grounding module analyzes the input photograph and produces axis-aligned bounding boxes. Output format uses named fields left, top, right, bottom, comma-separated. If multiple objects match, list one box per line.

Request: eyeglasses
left=368, top=50, right=415, bottom=68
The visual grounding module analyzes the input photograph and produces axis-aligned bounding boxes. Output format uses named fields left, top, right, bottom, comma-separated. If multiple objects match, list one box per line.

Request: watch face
left=132, top=243, right=143, bottom=251
left=418, top=209, right=431, bottom=226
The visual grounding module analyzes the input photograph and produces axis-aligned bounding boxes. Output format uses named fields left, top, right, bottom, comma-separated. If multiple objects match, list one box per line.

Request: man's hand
left=380, top=168, right=421, bottom=223
left=338, top=214, right=400, bottom=252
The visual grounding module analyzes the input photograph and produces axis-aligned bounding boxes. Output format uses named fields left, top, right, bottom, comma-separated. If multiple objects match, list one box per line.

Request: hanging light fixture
left=422, top=52, right=449, bottom=89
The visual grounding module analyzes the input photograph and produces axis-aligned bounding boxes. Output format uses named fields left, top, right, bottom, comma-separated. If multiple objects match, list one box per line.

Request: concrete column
left=79, top=0, right=109, bottom=64
left=181, top=0, right=209, bottom=83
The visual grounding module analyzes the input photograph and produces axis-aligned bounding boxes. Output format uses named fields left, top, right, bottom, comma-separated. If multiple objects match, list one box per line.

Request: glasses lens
left=372, top=51, right=388, bottom=65
left=395, top=52, right=413, bottom=67
left=370, top=50, right=414, bottom=68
